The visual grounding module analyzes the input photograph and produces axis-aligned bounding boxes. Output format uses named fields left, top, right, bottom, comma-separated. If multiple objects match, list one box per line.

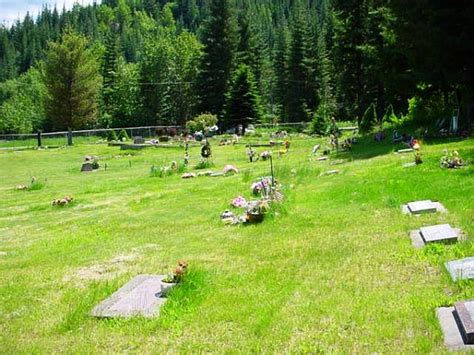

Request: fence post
left=67, top=129, right=73, bottom=146
left=37, top=131, right=42, bottom=147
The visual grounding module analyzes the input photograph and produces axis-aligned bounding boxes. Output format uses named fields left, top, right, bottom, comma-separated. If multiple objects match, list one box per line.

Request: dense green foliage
left=42, top=30, right=101, bottom=130
left=0, top=0, right=472, bottom=133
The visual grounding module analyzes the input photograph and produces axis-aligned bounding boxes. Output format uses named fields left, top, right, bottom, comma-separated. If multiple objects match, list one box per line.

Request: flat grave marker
left=437, top=306, right=474, bottom=351
left=408, top=200, right=437, bottom=214
left=397, top=148, right=414, bottom=154
left=420, top=224, right=458, bottom=244
left=455, top=300, right=474, bottom=345
left=91, top=275, right=173, bottom=318
left=401, top=200, right=447, bottom=215
left=446, top=257, right=474, bottom=281
left=408, top=224, right=461, bottom=249
left=133, top=136, right=146, bottom=144
left=316, top=156, right=328, bottom=161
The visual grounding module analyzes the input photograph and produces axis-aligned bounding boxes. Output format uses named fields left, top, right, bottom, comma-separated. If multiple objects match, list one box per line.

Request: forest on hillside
left=0, top=0, right=472, bottom=134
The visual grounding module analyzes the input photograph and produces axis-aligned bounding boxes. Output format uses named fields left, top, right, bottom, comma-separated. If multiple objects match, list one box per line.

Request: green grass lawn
left=0, top=134, right=473, bottom=353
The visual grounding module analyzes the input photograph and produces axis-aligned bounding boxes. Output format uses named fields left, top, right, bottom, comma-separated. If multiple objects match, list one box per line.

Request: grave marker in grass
left=437, top=304, right=474, bottom=351
left=445, top=257, right=474, bottom=281
left=91, top=275, right=170, bottom=318
left=409, top=224, right=461, bottom=248
left=401, top=200, right=447, bottom=215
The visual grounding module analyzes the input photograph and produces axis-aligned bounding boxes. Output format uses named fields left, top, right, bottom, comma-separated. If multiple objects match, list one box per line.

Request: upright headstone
left=133, top=136, right=145, bottom=144
left=81, top=162, right=94, bottom=172
left=446, top=257, right=474, bottom=281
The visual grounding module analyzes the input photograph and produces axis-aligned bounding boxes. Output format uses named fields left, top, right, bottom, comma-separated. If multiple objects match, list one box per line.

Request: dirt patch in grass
left=64, top=253, right=139, bottom=283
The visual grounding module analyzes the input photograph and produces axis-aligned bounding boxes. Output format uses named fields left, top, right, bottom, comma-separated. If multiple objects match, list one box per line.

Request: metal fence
left=0, top=123, right=311, bottom=149
left=0, top=125, right=185, bottom=149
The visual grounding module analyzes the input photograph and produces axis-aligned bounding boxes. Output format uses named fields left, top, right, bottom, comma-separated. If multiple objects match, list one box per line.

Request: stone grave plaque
left=437, top=307, right=474, bottom=350
left=420, top=224, right=458, bottom=244
left=407, top=200, right=437, bottom=214
left=91, top=275, right=171, bottom=318
left=316, top=156, right=328, bottom=161
left=455, top=300, right=474, bottom=344
left=133, top=136, right=145, bottom=144
left=81, top=162, right=94, bottom=172
left=446, top=257, right=474, bottom=281
left=397, top=148, right=414, bottom=153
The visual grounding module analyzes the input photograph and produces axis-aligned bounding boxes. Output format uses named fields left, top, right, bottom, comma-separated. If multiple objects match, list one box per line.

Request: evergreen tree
left=285, top=1, right=310, bottom=122
left=224, top=64, right=262, bottom=132
left=42, top=29, right=101, bottom=130
left=195, top=0, right=236, bottom=119
left=101, top=28, right=120, bottom=118
left=273, top=25, right=289, bottom=120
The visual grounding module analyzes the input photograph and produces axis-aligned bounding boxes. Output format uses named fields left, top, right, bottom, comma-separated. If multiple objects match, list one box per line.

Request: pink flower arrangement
left=231, top=196, right=247, bottom=208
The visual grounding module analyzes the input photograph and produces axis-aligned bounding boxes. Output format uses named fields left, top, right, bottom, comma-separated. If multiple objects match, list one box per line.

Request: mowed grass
left=0, top=135, right=473, bottom=353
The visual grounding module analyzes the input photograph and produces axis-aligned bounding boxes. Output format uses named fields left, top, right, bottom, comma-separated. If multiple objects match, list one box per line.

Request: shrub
left=195, top=159, right=214, bottom=170
left=310, top=110, right=329, bottom=135
left=186, top=113, right=218, bottom=134
left=117, top=129, right=129, bottom=141
left=359, top=103, right=377, bottom=134
left=107, top=130, right=118, bottom=142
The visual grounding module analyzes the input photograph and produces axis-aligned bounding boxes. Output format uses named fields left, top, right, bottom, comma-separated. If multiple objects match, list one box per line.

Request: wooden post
left=37, top=131, right=42, bottom=147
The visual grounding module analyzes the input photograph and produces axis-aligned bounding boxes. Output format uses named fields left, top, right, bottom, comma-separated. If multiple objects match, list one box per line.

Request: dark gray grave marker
left=437, top=307, right=474, bottom=350
left=133, top=136, right=145, bottom=144
left=91, top=275, right=173, bottom=318
left=446, top=257, right=474, bottom=281
left=455, top=300, right=474, bottom=345
left=81, top=162, right=94, bottom=172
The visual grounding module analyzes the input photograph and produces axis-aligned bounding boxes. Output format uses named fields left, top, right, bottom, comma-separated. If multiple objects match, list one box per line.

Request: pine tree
left=224, top=64, right=262, bottom=132
left=42, top=29, right=101, bottom=130
left=285, top=1, right=310, bottom=122
left=101, top=29, right=120, bottom=117
left=273, top=25, right=289, bottom=120
left=195, top=0, right=236, bottom=119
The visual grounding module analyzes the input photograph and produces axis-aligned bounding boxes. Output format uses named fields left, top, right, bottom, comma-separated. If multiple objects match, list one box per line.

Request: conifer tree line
left=0, top=0, right=472, bottom=133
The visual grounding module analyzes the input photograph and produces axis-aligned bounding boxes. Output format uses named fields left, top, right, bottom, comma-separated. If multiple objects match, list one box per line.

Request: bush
left=359, top=103, right=377, bottom=134
left=195, top=159, right=214, bottom=170
left=117, top=129, right=129, bottom=141
left=107, top=130, right=118, bottom=142
left=186, top=113, right=218, bottom=134
left=310, top=110, right=329, bottom=135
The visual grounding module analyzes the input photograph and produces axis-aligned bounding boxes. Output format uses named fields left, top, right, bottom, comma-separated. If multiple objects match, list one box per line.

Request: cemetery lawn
left=0, top=136, right=473, bottom=353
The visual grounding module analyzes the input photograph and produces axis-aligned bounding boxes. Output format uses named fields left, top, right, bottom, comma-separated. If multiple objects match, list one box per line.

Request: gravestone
left=397, top=148, right=414, bottom=153
left=408, top=200, right=437, bottom=214
left=81, top=162, right=94, bottom=172
left=409, top=224, right=460, bottom=248
left=91, top=275, right=173, bottom=318
left=454, top=300, right=474, bottom=344
left=446, top=257, right=474, bottom=281
left=437, top=307, right=474, bottom=350
left=323, top=170, right=339, bottom=176
left=403, top=162, right=417, bottom=168
left=420, top=224, right=458, bottom=244
left=316, top=156, right=328, bottom=161
left=133, top=136, right=145, bottom=144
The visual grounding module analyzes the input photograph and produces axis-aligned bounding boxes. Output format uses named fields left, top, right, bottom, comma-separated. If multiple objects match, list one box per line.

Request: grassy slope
left=0, top=135, right=473, bottom=353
